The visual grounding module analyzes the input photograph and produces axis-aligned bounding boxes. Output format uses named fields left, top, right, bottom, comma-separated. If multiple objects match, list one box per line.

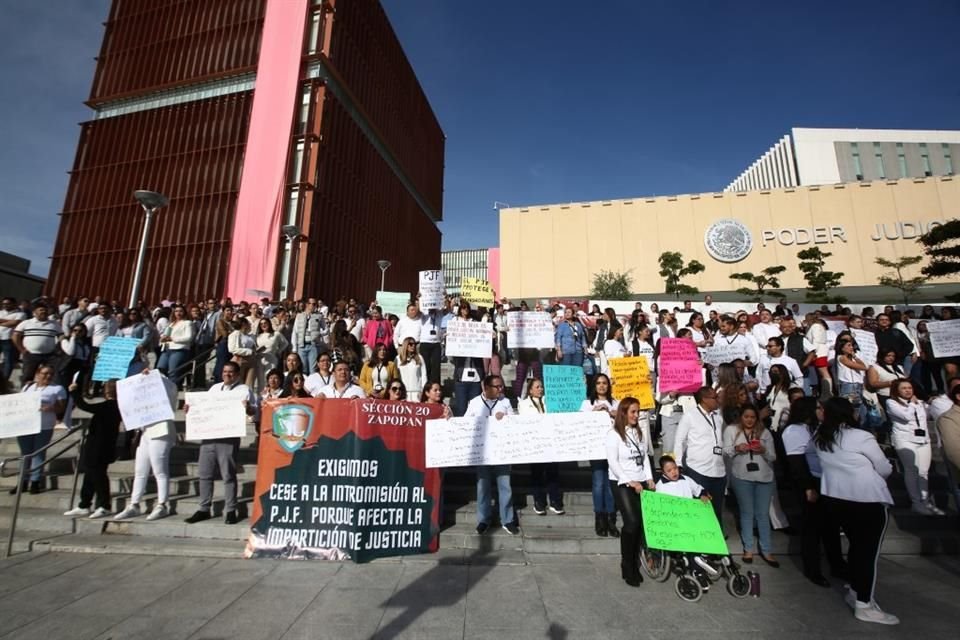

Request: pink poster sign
left=658, top=338, right=703, bottom=393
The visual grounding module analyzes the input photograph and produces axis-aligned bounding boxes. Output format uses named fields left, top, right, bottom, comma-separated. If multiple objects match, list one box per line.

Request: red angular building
left=46, top=0, right=444, bottom=303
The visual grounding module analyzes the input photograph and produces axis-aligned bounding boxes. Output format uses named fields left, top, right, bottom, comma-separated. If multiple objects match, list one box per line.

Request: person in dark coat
left=63, top=379, right=121, bottom=519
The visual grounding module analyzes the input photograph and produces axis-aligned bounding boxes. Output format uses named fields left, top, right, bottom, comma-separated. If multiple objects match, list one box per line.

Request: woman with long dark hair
left=580, top=374, right=618, bottom=537
left=519, top=377, right=563, bottom=515
left=782, top=397, right=847, bottom=587
left=814, top=397, right=899, bottom=625
left=887, top=379, right=943, bottom=516
left=606, top=397, right=655, bottom=587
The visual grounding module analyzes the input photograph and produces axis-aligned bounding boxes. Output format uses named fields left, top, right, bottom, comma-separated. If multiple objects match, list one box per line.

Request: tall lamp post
left=376, top=259, right=391, bottom=292
left=129, top=190, right=169, bottom=309
left=282, top=224, right=302, bottom=300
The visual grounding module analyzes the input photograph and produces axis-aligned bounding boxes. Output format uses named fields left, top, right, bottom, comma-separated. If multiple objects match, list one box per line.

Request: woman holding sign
left=606, top=397, right=655, bottom=587
left=580, top=374, right=619, bottom=537
left=10, top=365, right=66, bottom=495
left=519, top=378, right=564, bottom=515
left=63, top=379, right=121, bottom=519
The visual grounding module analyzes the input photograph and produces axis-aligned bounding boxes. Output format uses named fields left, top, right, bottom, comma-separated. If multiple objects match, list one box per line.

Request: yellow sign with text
left=461, top=277, right=495, bottom=307
left=608, top=356, right=654, bottom=410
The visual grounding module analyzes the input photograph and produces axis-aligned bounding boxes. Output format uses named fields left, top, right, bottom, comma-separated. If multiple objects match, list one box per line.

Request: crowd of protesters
left=4, top=291, right=960, bottom=625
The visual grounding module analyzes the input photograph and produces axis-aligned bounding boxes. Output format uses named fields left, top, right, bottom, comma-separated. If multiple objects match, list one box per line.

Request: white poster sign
left=185, top=390, right=249, bottom=441
left=702, top=339, right=751, bottom=367
left=0, top=392, right=42, bottom=438
left=851, top=329, right=879, bottom=365
left=506, top=311, right=554, bottom=349
left=116, top=371, right=176, bottom=431
left=927, top=319, right=960, bottom=359
left=425, top=411, right=613, bottom=467
left=418, top=270, right=445, bottom=309
left=444, top=319, right=493, bottom=359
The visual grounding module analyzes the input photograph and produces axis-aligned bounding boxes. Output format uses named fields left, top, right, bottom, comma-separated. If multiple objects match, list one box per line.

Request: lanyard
left=532, top=397, right=544, bottom=414
left=318, top=374, right=331, bottom=386
left=375, top=364, right=385, bottom=381
left=482, top=398, right=498, bottom=416
left=697, top=407, right=719, bottom=446
left=333, top=383, right=353, bottom=398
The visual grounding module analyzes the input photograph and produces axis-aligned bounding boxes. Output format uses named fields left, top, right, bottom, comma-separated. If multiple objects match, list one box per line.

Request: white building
left=725, top=127, right=960, bottom=192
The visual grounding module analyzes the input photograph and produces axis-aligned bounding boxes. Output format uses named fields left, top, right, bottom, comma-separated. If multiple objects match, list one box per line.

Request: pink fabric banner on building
left=487, top=247, right=500, bottom=299
left=223, top=0, right=308, bottom=301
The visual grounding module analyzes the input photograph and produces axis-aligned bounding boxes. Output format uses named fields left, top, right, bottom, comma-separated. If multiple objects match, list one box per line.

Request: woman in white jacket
left=227, top=318, right=257, bottom=388
left=156, top=305, right=195, bottom=387
left=395, top=337, right=427, bottom=401
left=114, top=370, right=178, bottom=521
left=518, top=378, right=563, bottom=515
left=255, top=317, right=289, bottom=392
left=806, top=316, right=833, bottom=397
left=887, top=379, right=944, bottom=516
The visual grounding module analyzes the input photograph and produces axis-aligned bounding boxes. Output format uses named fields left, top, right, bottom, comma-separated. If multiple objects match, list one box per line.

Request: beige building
left=499, top=176, right=960, bottom=300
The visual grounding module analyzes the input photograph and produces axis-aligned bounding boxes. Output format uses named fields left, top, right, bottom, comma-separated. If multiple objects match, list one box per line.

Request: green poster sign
left=376, top=290, right=411, bottom=318
left=641, top=491, right=728, bottom=555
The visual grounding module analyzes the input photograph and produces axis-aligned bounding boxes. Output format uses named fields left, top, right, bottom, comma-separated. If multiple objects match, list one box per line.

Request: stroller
left=641, top=546, right=752, bottom=602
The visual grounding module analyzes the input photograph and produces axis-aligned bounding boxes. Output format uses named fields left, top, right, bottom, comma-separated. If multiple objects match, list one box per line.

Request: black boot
left=29, top=480, right=44, bottom=494
left=620, top=534, right=642, bottom=586
left=595, top=512, right=608, bottom=537
left=8, top=481, right=28, bottom=495
left=606, top=512, right=620, bottom=538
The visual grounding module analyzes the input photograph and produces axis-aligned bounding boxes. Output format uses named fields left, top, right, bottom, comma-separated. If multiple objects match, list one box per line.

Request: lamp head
left=377, top=260, right=391, bottom=271
left=282, top=224, right=301, bottom=239
left=133, top=190, right=169, bottom=210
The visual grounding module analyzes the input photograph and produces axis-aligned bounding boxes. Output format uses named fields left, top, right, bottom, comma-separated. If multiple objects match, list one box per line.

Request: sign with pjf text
left=461, top=277, right=494, bottom=307
left=506, top=311, right=554, bottom=349
left=247, top=398, right=443, bottom=563
left=418, top=270, right=445, bottom=309
left=927, top=319, right=960, bottom=359
left=444, top=319, right=493, bottom=359
left=425, top=412, right=613, bottom=467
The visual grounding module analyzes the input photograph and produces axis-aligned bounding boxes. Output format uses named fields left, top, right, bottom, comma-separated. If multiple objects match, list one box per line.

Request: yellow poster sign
left=608, top=356, right=654, bottom=410
left=461, top=277, right=494, bottom=307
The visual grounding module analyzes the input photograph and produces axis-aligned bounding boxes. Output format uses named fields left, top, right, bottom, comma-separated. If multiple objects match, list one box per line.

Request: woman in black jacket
left=781, top=397, right=848, bottom=587
left=63, top=380, right=121, bottom=519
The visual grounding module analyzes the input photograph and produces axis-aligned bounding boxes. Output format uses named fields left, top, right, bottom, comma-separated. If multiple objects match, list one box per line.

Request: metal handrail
left=2, top=425, right=87, bottom=558
left=169, top=345, right=217, bottom=385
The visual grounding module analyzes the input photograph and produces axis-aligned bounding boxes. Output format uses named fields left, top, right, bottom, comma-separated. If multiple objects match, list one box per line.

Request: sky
left=1, top=0, right=959, bottom=278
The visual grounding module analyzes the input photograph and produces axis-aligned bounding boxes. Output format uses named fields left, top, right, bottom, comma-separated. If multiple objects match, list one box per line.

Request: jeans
left=838, top=381, right=867, bottom=426
left=453, top=381, right=482, bottom=417
left=684, top=467, right=727, bottom=525
left=157, top=348, right=190, bottom=386
left=213, top=340, right=230, bottom=383
left=298, top=343, right=318, bottom=376
left=17, top=430, right=54, bottom=483
left=730, top=476, right=775, bottom=554
left=476, top=465, right=514, bottom=525
left=559, top=351, right=584, bottom=368
left=530, top=462, right=561, bottom=509
left=0, top=339, right=17, bottom=380
left=590, top=460, right=614, bottom=513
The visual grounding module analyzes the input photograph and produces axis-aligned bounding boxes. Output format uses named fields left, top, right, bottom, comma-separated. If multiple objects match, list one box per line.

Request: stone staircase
left=2, top=365, right=960, bottom=560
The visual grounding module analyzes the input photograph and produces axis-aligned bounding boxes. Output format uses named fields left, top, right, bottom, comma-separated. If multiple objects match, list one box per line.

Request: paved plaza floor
left=0, top=548, right=958, bottom=639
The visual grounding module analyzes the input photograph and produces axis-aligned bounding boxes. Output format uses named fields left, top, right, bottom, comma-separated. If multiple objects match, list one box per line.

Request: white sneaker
left=855, top=603, right=900, bottom=625
left=146, top=504, right=169, bottom=521
left=89, top=507, right=111, bottom=519
left=927, top=502, right=946, bottom=516
left=911, top=503, right=934, bottom=516
left=63, top=506, right=90, bottom=517
left=114, top=505, right=141, bottom=520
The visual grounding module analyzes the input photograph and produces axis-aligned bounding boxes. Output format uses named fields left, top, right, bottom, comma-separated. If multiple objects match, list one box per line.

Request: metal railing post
left=5, top=456, right=29, bottom=559
left=69, top=431, right=87, bottom=511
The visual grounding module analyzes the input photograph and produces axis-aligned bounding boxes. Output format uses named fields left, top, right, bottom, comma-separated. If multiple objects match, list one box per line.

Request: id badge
left=465, top=368, right=478, bottom=381
left=746, top=462, right=760, bottom=472
left=712, top=446, right=723, bottom=456
left=915, top=429, right=926, bottom=437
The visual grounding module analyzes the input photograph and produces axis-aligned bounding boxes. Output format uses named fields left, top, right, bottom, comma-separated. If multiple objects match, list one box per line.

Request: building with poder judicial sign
left=499, top=176, right=960, bottom=301
left=46, top=0, right=444, bottom=303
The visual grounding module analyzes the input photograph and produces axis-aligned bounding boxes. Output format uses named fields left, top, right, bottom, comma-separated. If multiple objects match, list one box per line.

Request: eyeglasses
left=389, top=386, right=403, bottom=392
left=488, top=384, right=504, bottom=389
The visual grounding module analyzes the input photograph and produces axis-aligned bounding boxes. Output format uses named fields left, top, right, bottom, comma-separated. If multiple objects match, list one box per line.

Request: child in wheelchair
left=641, top=456, right=752, bottom=601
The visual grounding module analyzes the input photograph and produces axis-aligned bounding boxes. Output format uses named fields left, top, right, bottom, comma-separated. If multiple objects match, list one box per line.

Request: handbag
left=863, top=401, right=885, bottom=431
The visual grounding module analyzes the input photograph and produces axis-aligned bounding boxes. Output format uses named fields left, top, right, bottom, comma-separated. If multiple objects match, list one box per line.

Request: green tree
left=797, top=247, right=846, bottom=304
left=590, top=269, right=633, bottom=300
left=729, top=265, right=787, bottom=302
left=658, top=251, right=705, bottom=299
left=918, top=220, right=960, bottom=302
left=875, top=256, right=926, bottom=305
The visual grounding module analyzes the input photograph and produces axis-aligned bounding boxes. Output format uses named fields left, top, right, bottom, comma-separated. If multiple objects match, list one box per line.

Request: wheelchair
left=640, top=547, right=752, bottom=602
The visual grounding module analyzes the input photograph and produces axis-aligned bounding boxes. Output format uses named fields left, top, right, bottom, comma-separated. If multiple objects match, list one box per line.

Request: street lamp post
left=129, top=190, right=169, bottom=309
left=282, top=224, right=302, bottom=300
left=376, top=259, right=391, bottom=292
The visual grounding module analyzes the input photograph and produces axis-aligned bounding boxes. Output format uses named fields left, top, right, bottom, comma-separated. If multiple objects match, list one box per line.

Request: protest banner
left=418, top=270, right=445, bottom=309
left=543, top=365, right=587, bottom=413
left=92, top=336, right=141, bottom=382
left=116, top=371, right=176, bottom=431
left=702, top=339, right=750, bottom=368
left=823, top=317, right=847, bottom=334
left=927, top=319, right=960, bottom=359
left=444, top=319, right=493, bottom=359
left=608, top=357, right=654, bottom=409
left=425, top=411, right=613, bottom=467
left=641, top=491, right=728, bottom=555
left=376, top=291, right=411, bottom=318
left=0, top=392, right=42, bottom=438
left=461, top=277, right=494, bottom=307
left=247, top=398, right=443, bottom=563
left=184, top=390, right=249, bottom=440
left=658, top=338, right=703, bottom=393
left=506, top=311, right=554, bottom=349
left=851, top=328, right=879, bottom=365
